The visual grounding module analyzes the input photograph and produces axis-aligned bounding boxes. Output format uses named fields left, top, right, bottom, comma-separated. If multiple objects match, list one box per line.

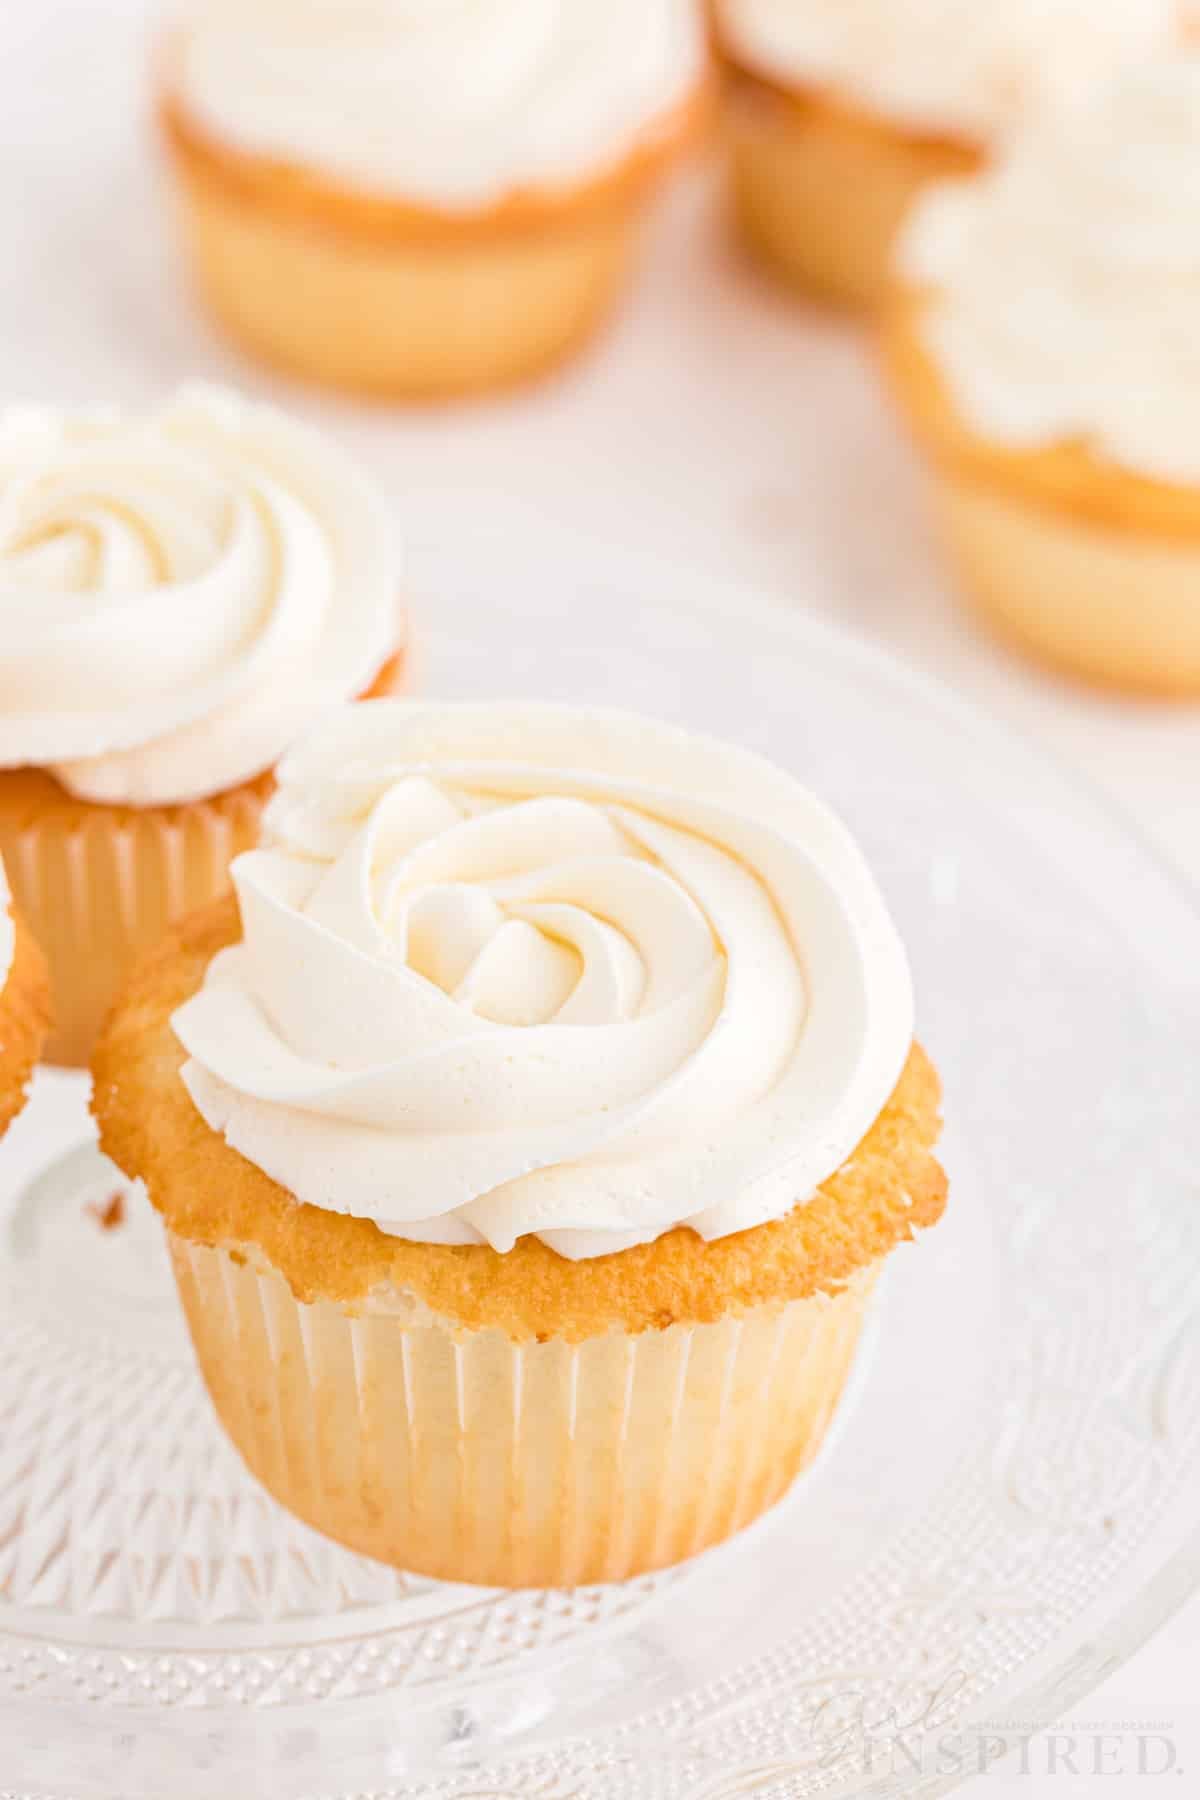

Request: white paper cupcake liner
left=0, top=784, right=265, bottom=1067
left=169, top=1231, right=876, bottom=1587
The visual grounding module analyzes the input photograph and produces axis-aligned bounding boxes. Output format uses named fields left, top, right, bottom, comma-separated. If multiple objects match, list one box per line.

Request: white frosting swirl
left=0, top=385, right=400, bottom=807
left=173, top=0, right=705, bottom=209
left=719, top=0, right=1176, bottom=144
left=900, top=58, right=1200, bottom=484
left=174, top=701, right=914, bottom=1261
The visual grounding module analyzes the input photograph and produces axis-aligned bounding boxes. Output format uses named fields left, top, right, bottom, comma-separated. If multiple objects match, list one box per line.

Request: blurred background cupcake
left=884, top=57, right=1200, bottom=696
left=714, top=0, right=1180, bottom=310
left=160, top=0, right=710, bottom=399
left=0, top=384, right=404, bottom=1066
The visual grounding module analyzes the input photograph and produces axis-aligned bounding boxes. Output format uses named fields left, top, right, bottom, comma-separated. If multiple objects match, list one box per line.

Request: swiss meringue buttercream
left=175, top=701, right=914, bottom=1260
left=0, top=385, right=400, bottom=806
left=173, top=0, right=705, bottom=209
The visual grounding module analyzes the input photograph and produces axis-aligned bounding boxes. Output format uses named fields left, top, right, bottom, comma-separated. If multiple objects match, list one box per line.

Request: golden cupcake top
left=0, top=852, right=12, bottom=994
left=0, top=855, right=51, bottom=1136
left=94, top=898, right=944, bottom=1340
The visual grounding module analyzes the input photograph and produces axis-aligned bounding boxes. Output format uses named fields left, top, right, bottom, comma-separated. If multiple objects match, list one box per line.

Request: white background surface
left=4, top=3, right=1200, bottom=1792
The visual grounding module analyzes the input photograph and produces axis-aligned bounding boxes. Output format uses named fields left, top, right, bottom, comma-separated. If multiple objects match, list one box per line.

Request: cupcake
left=0, top=858, right=52, bottom=1137
left=0, top=384, right=404, bottom=1067
left=159, top=0, right=709, bottom=399
left=715, top=0, right=1177, bottom=310
left=884, top=58, right=1200, bottom=695
left=93, top=700, right=946, bottom=1587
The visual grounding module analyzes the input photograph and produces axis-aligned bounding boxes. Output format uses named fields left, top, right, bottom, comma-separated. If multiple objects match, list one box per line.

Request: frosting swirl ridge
left=0, top=385, right=399, bottom=806
left=175, top=701, right=914, bottom=1260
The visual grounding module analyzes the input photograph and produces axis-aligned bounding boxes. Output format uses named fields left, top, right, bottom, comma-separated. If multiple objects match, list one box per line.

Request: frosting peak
left=173, top=0, right=705, bottom=208
left=0, top=385, right=400, bottom=806
left=901, top=57, right=1200, bottom=483
left=719, top=0, right=1177, bottom=144
left=174, top=701, right=914, bottom=1261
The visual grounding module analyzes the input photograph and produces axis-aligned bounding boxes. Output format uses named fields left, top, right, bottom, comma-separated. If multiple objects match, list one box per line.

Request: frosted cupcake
left=715, top=0, right=1177, bottom=310
left=0, top=385, right=404, bottom=1066
left=160, top=0, right=709, bottom=399
left=93, top=700, right=946, bottom=1587
left=885, top=58, right=1200, bottom=695
left=0, top=858, right=51, bottom=1137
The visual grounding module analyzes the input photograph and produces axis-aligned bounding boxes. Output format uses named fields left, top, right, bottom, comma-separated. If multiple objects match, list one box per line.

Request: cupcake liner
left=169, top=1230, right=876, bottom=1587
left=935, top=469, right=1200, bottom=697
left=174, top=158, right=635, bottom=399
left=725, top=73, right=977, bottom=310
left=0, top=783, right=266, bottom=1068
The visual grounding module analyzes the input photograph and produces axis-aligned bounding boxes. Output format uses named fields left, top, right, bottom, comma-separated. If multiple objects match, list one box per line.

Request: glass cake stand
left=2, top=549, right=1199, bottom=1800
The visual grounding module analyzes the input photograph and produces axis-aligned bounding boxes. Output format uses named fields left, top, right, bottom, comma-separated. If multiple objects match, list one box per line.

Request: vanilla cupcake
left=93, top=700, right=946, bottom=1587
left=159, top=0, right=709, bottom=399
left=0, top=385, right=404, bottom=1066
left=716, top=0, right=1177, bottom=310
left=0, top=858, right=51, bottom=1137
left=884, top=59, right=1200, bottom=695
